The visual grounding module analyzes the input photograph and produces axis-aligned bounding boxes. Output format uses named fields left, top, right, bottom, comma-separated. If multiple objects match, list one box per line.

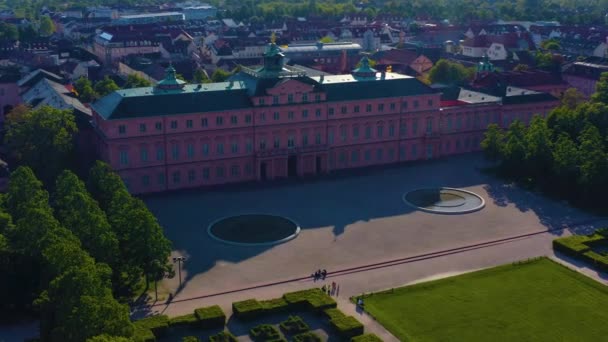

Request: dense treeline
left=2, top=0, right=608, bottom=25
left=481, top=77, right=608, bottom=209
left=0, top=105, right=173, bottom=341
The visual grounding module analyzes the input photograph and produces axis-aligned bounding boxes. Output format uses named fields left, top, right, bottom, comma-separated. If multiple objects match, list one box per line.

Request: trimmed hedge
left=553, top=231, right=608, bottom=272
left=283, top=288, right=337, bottom=312
left=249, top=324, right=284, bottom=342
left=323, top=308, right=364, bottom=339
left=351, top=333, right=383, bottom=342
left=293, top=332, right=322, bottom=342
left=331, top=316, right=364, bottom=339
left=260, top=297, right=289, bottom=313
left=133, top=315, right=169, bottom=341
left=209, top=331, right=238, bottom=342
left=183, top=337, right=200, bottom=342
left=279, top=315, right=310, bottom=335
left=194, top=305, right=226, bottom=328
left=169, top=313, right=198, bottom=327
left=133, top=325, right=156, bottom=342
left=232, top=299, right=265, bottom=320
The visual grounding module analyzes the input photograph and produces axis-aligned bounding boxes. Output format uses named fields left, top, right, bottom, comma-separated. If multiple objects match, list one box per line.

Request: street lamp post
left=173, top=256, right=186, bottom=288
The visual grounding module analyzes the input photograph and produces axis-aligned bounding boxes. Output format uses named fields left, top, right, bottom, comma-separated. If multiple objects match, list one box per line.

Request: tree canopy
left=428, top=59, right=474, bottom=85
left=481, top=71, right=608, bottom=209
left=5, top=106, right=78, bottom=185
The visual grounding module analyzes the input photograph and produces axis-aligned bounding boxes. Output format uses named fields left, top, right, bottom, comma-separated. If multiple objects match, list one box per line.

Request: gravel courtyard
left=144, top=153, right=603, bottom=303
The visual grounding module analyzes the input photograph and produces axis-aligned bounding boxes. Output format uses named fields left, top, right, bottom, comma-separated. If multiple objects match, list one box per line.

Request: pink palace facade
left=91, top=42, right=559, bottom=194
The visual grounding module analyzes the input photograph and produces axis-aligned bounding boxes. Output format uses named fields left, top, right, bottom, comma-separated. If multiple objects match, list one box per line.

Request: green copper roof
left=92, top=81, right=251, bottom=120
left=157, top=64, right=186, bottom=89
left=352, top=56, right=377, bottom=76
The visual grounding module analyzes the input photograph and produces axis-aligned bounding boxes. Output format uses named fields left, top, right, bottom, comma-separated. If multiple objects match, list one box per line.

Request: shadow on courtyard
left=483, top=180, right=607, bottom=236
left=136, top=153, right=607, bottom=316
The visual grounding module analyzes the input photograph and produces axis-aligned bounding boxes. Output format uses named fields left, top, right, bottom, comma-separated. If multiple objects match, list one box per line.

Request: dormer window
left=273, top=96, right=279, bottom=105
left=302, top=93, right=308, bottom=102
left=287, top=94, right=294, bottom=103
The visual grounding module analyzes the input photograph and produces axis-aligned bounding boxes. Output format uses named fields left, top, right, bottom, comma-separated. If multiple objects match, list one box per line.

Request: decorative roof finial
left=271, top=32, right=276, bottom=44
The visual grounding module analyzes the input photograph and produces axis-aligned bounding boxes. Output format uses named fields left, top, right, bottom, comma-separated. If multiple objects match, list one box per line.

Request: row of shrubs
left=232, top=288, right=337, bottom=320
left=133, top=305, right=226, bottom=342
left=553, top=229, right=608, bottom=272
left=233, top=288, right=366, bottom=340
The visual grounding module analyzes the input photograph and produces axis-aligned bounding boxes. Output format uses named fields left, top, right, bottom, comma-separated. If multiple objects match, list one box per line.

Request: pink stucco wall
left=93, top=79, right=559, bottom=194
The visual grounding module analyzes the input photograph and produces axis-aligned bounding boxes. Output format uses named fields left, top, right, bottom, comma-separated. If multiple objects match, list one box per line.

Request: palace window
left=378, top=103, right=384, bottom=111
left=231, top=165, right=240, bottom=177
left=140, top=148, right=148, bottom=162
left=288, top=111, right=294, bottom=119
left=188, top=170, right=196, bottom=183
left=201, top=118, right=208, bottom=127
left=288, top=136, right=295, bottom=148
left=216, top=143, right=224, bottom=155
left=260, top=139, right=266, bottom=150
left=273, top=112, right=280, bottom=120
left=274, top=137, right=280, bottom=148
left=412, top=144, right=418, bottom=157
left=119, top=151, right=128, bottom=165
left=376, top=148, right=383, bottom=161
left=315, top=94, right=321, bottom=102
left=428, top=99, right=433, bottom=107
left=170, top=120, right=178, bottom=129
left=172, top=171, right=180, bottom=184
left=365, top=126, right=372, bottom=139
left=202, top=168, right=210, bottom=180
left=353, top=126, right=359, bottom=139
left=155, top=122, right=162, bottom=130
left=158, top=173, right=165, bottom=185
left=230, top=116, right=237, bottom=125
left=341, top=106, right=347, bottom=114
left=426, top=118, right=433, bottom=134
left=390, top=103, right=396, bottom=111
left=315, top=133, right=322, bottom=145
left=412, top=119, right=418, bottom=134
left=245, top=163, right=253, bottom=175
left=302, top=109, right=308, bottom=118
left=377, top=125, right=384, bottom=138
left=187, top=144, right=194, bottom=159
left=216, top=166, right=225, bottom=178
left=258, top=98, right=265, bottom=105
left=340, top=126, right=347, bottom=142
left=302, top=134, right=308, bottom=146
left=246, top=140, right=252, bottom=153
left=119, top=125, right=126, bottom=134
left=328, top=131, right=334, bottom=144
left=245, top=115, right=252, bottom=123
left=288, top=94, right=294, bottom=103
left=328, top=108, right=335, bottom=116
left=302, top=93, right=308, bottom=102
left=402, top=101, right=408, bottom=110
left=139, top=123, right=146, bottom=132
left=366, top=104, right=372, bottom=112
left=216, top=116, right=223, bottom=125
left=413, top=100, right=419, bottom=109
left=354, top=105, right=360, bottom=113
left=273, top=95, right=279, bottom=104
left=364, top=150, right=371, bottom=161
left=171, top=144, right=179, bottom=160
left=156, top=147, right=164, bottom=161
left=142, top=175, right=150, bottom=186
left=186, top=119, right=193, bottom=128
left=351, top=150, right=359, bottom=163
left=316, top=109, right=322, bottom=117
left=202, top=143, right=209, bottom=156
left=389, top=124, right=395, bottom=137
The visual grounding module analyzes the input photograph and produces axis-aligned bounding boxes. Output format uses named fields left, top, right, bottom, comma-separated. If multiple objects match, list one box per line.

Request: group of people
left=321, top=281, right=339, bottom=297
left=312, top=269, right=327, bottom=281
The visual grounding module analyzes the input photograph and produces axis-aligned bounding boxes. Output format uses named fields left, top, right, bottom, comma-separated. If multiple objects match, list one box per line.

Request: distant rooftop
left=117, top=12, right=184, bottom=19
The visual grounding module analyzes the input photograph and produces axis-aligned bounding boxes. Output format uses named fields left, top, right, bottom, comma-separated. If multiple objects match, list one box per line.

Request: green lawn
left=363, top=258, right=608, bottom=341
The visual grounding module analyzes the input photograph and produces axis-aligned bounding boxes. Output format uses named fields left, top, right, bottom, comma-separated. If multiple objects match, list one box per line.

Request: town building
left=113, top=12, right=185, bottom=26
left=91, top=41, right=559, bottom=194
left=563, top=61, right=608, bottom=97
